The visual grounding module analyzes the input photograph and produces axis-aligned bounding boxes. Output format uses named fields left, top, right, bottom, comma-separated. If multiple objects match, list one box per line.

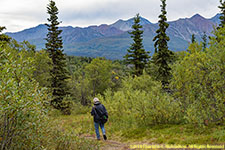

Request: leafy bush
left=71, top=103, right=90, bottom=115
left=84, top=57, right=113, bottom=96
left=99, top=74, right=182, bottom=129
left=69, top=57, right=114, bottom=105
left=170, top=27, right=225, bottom=126
left=0, top=43, right=50, bottom=149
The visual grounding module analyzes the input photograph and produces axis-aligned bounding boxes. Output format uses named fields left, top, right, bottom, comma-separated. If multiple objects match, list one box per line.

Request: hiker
left=91, top=97, right=108, bottom=140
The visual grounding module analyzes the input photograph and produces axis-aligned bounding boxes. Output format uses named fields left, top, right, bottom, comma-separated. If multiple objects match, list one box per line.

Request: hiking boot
left=103, top=134, right=107, bottom=140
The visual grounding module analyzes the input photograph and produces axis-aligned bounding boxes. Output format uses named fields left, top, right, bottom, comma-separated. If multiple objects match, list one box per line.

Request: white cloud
left=0, top=0, right=221, bottom=32
left=167, top=0, right=220, bottom=21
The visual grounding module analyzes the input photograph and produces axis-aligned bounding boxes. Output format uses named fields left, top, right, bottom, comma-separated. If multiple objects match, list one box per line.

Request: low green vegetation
left=53, top=113, right=225, bottom=145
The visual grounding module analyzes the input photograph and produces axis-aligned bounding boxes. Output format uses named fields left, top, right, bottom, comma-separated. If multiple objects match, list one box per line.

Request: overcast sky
left=0, top=0, right=221, bottom=32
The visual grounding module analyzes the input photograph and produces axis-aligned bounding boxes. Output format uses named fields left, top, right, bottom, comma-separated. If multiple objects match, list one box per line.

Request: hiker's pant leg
left=94, top=122, right=100, bottom=139
left=100, top=123, right=106, bottom=135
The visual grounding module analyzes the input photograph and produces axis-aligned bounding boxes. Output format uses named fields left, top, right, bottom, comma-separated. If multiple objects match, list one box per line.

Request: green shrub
left=0, top=43, right=50, bottom=149
left=99, top=74, right=182, bottom=129
left=170, top=27, right=225, bottom=126
left=71, top=103, right=90, bottom=115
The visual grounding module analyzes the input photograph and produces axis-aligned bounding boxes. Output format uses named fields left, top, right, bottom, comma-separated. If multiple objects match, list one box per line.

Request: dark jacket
left=91, top=102, right=108, bottom=123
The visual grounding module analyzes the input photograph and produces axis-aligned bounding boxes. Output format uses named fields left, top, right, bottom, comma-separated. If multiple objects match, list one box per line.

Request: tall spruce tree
left=218, top=0, right=225, bottom=28
left=124, top=14, right=150, bottom=76
left=45, top=0, right=70, bottom=111
left=152, top=0, right=173, bottom=87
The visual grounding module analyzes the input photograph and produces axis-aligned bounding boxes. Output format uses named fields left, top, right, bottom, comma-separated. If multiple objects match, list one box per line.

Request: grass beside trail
left=53, top=112, right=225, bottom=146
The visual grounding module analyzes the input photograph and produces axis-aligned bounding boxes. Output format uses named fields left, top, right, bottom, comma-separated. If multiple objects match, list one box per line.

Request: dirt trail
left=81, top=134, right=206, bottom=150
left=81, top=134, right=131, bottom=150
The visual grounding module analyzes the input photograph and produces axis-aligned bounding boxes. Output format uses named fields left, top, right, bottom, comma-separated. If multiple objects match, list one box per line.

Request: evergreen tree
left=45, top=0, right=70, bottom=111
left=152, top=0, right=173, bottom=87
left=124, top=14, right=150, bottom=76
left=0, top=26, right=11, bottom=42
left=191, top=34, right=196, bottom=43
left=218, top=0, right=225, bottom=28
left=202, top=32, right=207, bottom=51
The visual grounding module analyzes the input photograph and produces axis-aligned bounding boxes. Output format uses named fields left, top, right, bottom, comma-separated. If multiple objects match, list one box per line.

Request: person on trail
left=91, top=97, right=108, bottom=140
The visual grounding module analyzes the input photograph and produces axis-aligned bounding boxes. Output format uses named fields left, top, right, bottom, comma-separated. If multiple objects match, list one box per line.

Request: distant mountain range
left=6, top=13, right=221, bottom=59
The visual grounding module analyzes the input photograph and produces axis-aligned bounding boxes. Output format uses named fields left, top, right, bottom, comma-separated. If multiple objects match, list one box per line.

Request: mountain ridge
left=6, top=13, right=221, bottom=59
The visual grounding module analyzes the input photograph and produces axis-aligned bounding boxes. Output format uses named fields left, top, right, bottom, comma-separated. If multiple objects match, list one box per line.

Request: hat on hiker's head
left=93, top=97, right=100, bottom=103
